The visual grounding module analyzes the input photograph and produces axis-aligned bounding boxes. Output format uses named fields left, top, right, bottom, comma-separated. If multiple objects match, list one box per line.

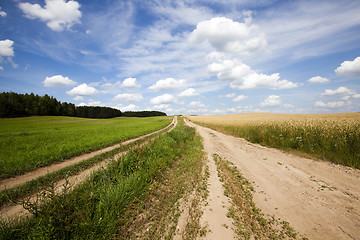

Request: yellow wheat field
left=186, top=112, right=360, bottom=168
left=186, top=112, right=360, bottom=125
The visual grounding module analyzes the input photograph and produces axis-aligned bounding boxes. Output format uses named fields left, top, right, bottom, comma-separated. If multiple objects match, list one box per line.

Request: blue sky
left=1, top=0, right=360, bottom=115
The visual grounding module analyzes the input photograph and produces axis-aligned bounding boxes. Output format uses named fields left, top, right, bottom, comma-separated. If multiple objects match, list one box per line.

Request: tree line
left=0, top=92, right=166, bottom=118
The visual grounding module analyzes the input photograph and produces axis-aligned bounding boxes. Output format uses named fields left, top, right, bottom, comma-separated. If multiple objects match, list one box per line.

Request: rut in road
left=1, top=117, right=177, bottom=221
left=185, top=119, right=360, bottom=240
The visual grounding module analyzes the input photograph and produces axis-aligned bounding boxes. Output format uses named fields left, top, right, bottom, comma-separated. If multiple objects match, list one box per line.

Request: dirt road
left=185, top=119, right=360, bottom=240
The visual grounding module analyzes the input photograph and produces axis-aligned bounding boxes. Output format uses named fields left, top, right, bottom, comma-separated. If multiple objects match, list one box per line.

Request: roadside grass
left=188, top=113, right=360, bottom=169
left=0, top=125, right=167, bottom=208
left=0, top=118, right=206, bottom=239
left=213, top=154, right=307, bottom=240
left=117, top=122, right=207, bottom=239
left=0, top=116, right=171, bottom=179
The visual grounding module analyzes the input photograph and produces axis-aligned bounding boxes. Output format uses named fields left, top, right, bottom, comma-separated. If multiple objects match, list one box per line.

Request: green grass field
left=0, top=116, right=172, bottom=179
left=1, top=117, right=205, bottom=239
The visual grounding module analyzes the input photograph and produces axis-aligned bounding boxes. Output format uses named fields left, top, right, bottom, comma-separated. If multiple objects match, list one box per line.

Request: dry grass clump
left=188, top=113, right=360, bottom=169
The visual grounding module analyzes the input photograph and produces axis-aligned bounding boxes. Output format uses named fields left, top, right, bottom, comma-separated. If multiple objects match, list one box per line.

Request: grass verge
left=0, top=118, right=206, bottom=239
left=0, top=122, right=174, bottom=208
left=0, top=116, right=172, bottom=179
left=213, top=154, right=308, bottom=240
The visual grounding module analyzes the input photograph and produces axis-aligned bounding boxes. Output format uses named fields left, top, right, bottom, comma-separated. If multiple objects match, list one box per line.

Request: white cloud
left=225, top=93, right=236, bottom=98
left=208, top=58, right=298, bottom=90
left=0, top=39, right=14, bottom=57
left=18, top=0, right=81, bottom=32
left=189, top=101, right=206, bottom=108
left=121, top=104, right=139, bottom=111
left=283, top=103, right=295, bottom=108
left=189, top=16, right=267, bottom=55
left=121, top=77, right=141, bottom=89
left=322, top=86, right=355, bottom=96
left=260, top=95, right=281, bottom=107
left=43, top=74, right=77, bottom=87
left=232, top=95, right=248, bottom=102
left=208, top=59, right=251, bottom=76
left=308, top=76, right=329, bottom=83
left=353, top=94, right=360, bottom=99
left=113, top=93, right=143, bottom=102
left=148, top=78, right=186, bottom=91
left=87, top=100, right=101, bottom=106
left=153, top=104, right=169, bottom=110
left=232, top=72, right=298, bottom=90
left=0, top=66, right=3, bottom=71
left=335, top=57, right=360, bottom=78
left=73, top=96, right=84, bottom=101
left=150, top=93, right=176, bottom=104
left=66, top=83, right=98, bottom=96
left=178, top=88, right=198, bottom=97
left=0, top=7, right=6, bottom=17
left=315, top=101, right=348, bottom=108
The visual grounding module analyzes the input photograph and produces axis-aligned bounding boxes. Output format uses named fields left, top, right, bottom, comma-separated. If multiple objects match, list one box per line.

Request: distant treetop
left=0, top=92, right=166, bottom=118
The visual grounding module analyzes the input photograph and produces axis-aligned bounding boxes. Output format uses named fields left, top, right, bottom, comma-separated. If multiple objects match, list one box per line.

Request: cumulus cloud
left=189, top=101, right=206, bottom=108
left=18, top=0, right=81, bottom=32
left=121, top=104, right=139, bottom=111
left=87, top=100, right=101, bottom=106
left=315, top=101, right=348, bottom=108
left=208, top=59, right=298, bottom=90
left=66, top=83, right=98, bottom=96
left=234, top=72, right=298, bottom=90
left=113, top=93, right=143, bottom=102
left=148, top=78, right=186, bottom=91
left=43, top=75, right=77, bottom=87
left=0, top=7, right=6, bottom=17
left=232, top=95, right=248, bottom=102
left=153, top=104, right=170, bottom=110
left=224, top=93, right=236, bottom=98
left=335, top=57, right=360, bottom=78
left=178, top=88, right=198, bottom=97
left=73, top=96, right=84, bottom=101
left=189, top=16, right=267, bottom=55
left=260, top=95, right=281, bottom=107
left=308, top=76, right=329, bottom=83
left=121, top=77, right=141, bottom=89
left=321, top=86, right=356, bottom=96
left=150, top=93, right=176, bottom=104
left=0, top=39, right=14, bottom=57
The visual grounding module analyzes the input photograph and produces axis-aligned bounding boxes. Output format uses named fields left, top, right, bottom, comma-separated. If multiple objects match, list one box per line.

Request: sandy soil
left=185, top=119, right=360, bottom=240
left=1, top=117, right=177, bottom=221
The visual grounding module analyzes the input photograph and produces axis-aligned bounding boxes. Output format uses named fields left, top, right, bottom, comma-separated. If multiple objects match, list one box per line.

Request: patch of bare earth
left=185, top=119, right=360, bottom=240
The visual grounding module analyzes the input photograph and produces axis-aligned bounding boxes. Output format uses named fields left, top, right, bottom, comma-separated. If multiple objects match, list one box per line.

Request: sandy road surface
left=1, top=117, right=177, bottom=221
left=185, top=119, right=360, bottom=240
